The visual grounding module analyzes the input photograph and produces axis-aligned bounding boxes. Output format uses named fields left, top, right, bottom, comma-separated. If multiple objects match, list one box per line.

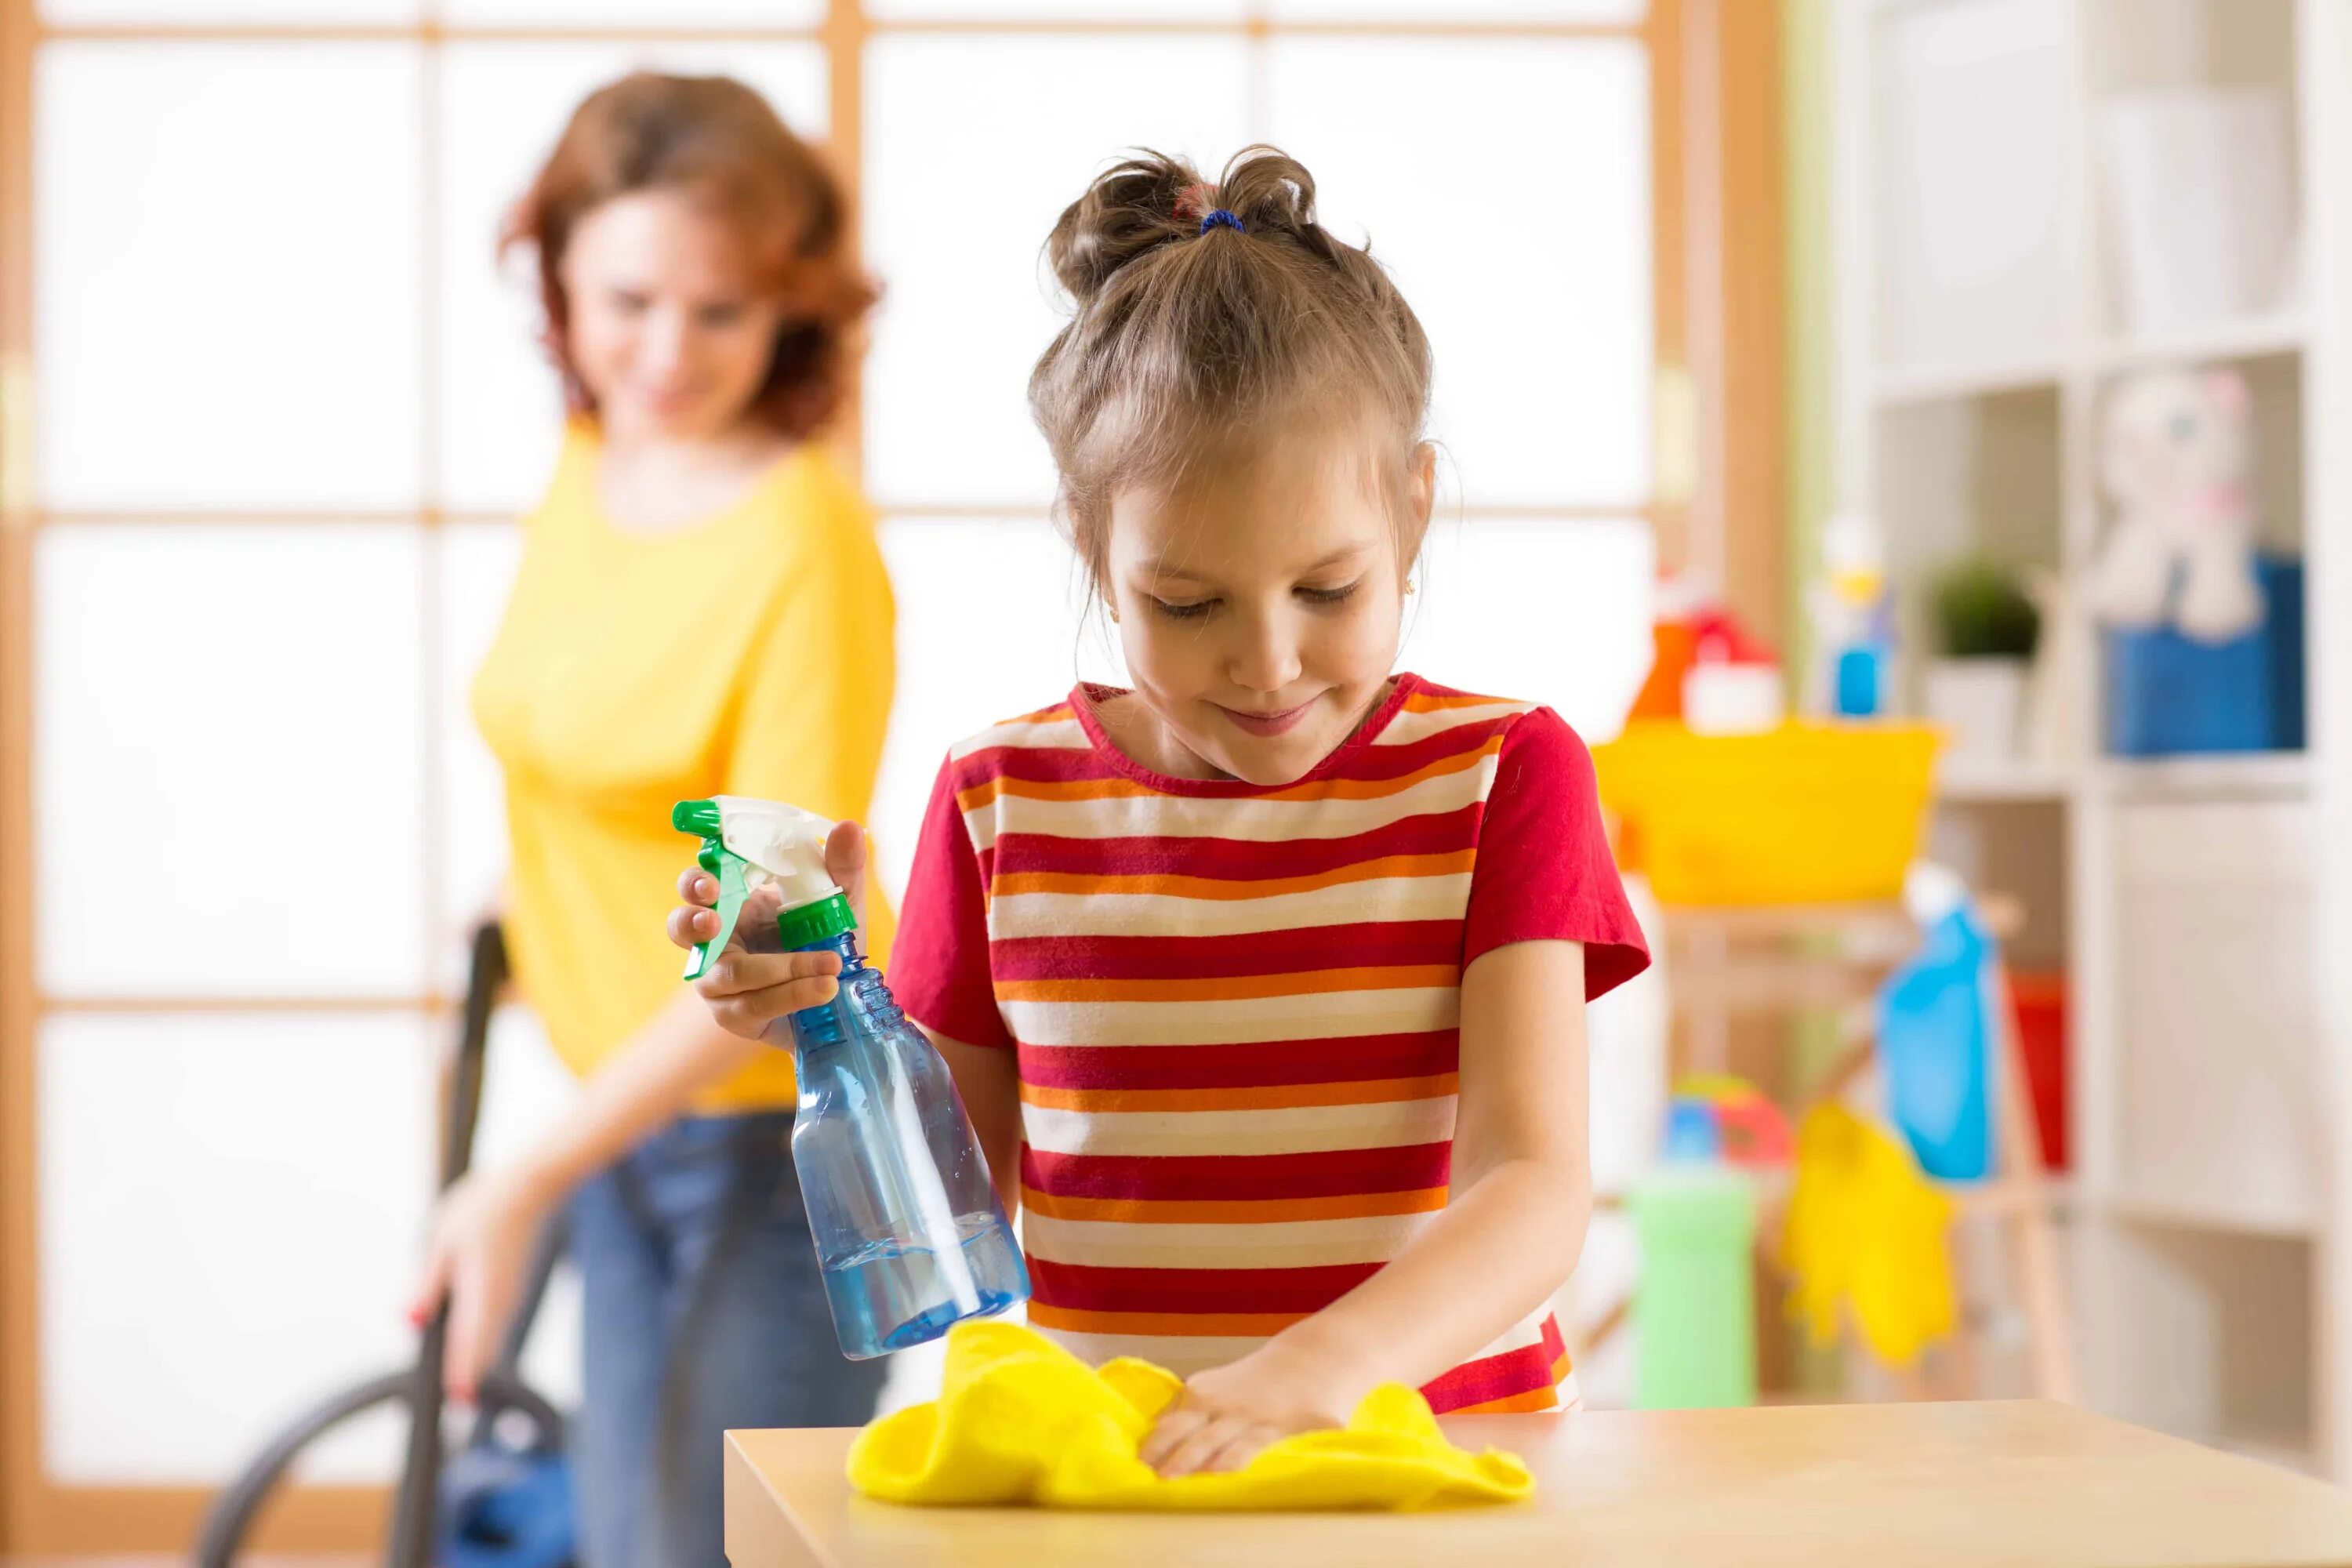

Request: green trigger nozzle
left=674, top=798, right=743, bottom=982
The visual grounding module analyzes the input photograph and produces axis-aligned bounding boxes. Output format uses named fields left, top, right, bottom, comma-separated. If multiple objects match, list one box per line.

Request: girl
left=670, top=147, right=1648, bottom=1477
left=414, top=73, right=892, bottom=1567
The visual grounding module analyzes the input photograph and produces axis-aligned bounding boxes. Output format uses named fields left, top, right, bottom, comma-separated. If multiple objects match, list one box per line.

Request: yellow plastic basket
left=1593, top=720, right=1941, bottom=906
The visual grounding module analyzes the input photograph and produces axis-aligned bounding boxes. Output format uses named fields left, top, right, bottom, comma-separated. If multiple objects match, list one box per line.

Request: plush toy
left=2089, top=367, right=2266, bottom=644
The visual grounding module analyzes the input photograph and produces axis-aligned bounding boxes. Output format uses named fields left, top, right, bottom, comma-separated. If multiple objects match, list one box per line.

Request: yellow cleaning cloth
left=847, top=1320, right=1534, bottom=1511
left=1782, top=1103, right=1958, bottom=1367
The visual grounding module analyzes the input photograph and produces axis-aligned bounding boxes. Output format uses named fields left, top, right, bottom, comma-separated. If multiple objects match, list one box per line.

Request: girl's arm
left=1141, top=938, right=1592, bottom=1477
left=928, top=1029, right=1024, bottom=1218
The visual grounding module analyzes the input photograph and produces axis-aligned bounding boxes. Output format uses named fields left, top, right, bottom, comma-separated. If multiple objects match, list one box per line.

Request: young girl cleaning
left=669, top=146, right=1650, bottom=1478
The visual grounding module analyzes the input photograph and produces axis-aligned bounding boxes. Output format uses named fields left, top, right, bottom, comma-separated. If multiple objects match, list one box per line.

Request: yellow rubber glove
left=1783, top=1103, right=1957, bottom=1367
left=848, top=1320, right=1535, bottom=1511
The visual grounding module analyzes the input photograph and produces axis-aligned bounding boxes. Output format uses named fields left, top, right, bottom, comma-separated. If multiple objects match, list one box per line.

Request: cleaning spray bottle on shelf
left=675, top=795, right=1029, bottom=1359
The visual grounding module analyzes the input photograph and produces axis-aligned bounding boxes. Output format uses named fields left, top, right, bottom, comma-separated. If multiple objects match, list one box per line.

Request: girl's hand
left=1138, top=1338, right=1367, bottom=1478
left=665, top=820, right=871, bottom=1040
left=407, top=1164, right=556, bottom=1402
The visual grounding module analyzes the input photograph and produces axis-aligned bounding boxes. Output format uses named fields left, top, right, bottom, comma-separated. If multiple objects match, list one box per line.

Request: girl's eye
left=609, top=289, right=652, bottom=316
left=1298, top=580, right=1362, bottom=607
left=698, top=303, right=747, bottom=329
left=1150, top=597, right=1218, bottom=621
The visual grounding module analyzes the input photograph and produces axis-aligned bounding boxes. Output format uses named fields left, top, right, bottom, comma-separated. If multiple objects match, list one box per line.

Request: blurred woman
left=410, top=72, right=893, bottom=1568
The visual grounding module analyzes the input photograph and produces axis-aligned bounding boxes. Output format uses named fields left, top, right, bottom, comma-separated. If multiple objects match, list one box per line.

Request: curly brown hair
left=502, top=71, right=876, bottom=442
left=1029, top=146, right=1435, bottom=585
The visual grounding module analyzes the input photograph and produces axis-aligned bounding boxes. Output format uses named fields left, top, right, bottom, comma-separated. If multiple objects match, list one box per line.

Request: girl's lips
left=1216, top=697, right=1316, bottom=737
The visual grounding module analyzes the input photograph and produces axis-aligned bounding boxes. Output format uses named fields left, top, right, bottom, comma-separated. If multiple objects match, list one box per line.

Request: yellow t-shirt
left=473, top=425, right=897, bottom=1113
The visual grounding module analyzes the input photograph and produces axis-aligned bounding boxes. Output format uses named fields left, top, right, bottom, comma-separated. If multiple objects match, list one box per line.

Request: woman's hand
left=408, top=1163, right=557, bottom=1402
left=1138, top=1335, right=1367, bottom=1478
left=666, top=820, right=873, bottom=1041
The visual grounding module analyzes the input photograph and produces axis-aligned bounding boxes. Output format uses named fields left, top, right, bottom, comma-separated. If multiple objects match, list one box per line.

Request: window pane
left=1269, top=0, right=1642, bottom=17
left=871, top=517, right=1120, bottom=901
left=437, top=42, right=829, bottom=511
left=36, top=524, right=429, bottom=997
left=39, top=1011, right=433, bottom=1482
left=441, top=0, right=821, bottom=25
left=871, top=0, right=1241, bottom=16
left=470, top=1005, right=584, bottom=1410
left=437, top=521, right=523, bottom=989
left=1265, top=38, right=1651, bottom=508
left=862, top=34, right=1250, bottom=509
left=41, top=0, right=418, bottom=17
left=36, top=43, right=424, bottom=511
left=1398, top=517, right=1653, bottom=740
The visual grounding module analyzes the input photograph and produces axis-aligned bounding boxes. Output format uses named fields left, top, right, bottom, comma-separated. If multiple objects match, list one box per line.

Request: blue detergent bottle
left=676, top=797, right=1029, bottom=1359
left=1877, top=866, right=1994, bottom=1181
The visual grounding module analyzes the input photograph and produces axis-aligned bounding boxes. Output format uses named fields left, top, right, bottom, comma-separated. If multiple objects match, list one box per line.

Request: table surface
left=724, top=1400, right=2352, bottom=1568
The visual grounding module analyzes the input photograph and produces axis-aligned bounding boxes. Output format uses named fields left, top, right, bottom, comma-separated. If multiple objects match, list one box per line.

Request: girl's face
left=558, top=188, right=784, bottom=444
left=1104, top=419, right=1432, bottom=786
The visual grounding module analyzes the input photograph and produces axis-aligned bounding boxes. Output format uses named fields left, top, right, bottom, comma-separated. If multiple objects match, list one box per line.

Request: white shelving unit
left=1831, top=0, right=2352, bottom=1479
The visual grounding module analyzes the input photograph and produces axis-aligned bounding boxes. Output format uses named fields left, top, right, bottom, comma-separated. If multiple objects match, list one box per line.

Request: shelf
left=1872, top=315, right=2304, bottom=408
left=1937, top=760, right=2074, bottom=804
left=2102, top=1188, right=2316, bottom=1241
left=2096, top=313, right=2306, bottom=374
left=2096, top=752, right=2310, bottom=800
left=1874, top=357, right=2064, bottom=408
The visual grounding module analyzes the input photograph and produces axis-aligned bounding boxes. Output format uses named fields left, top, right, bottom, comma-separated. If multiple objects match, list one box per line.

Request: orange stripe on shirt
left=1026, top=1304, right=1312, bottom=1338
left=1448, top=1384, right=1566, bottom=1415
left=1019, top=1073, right=1461, bottom=1114
left=1402, top=690, right=1535, bottom=713
left=1019, top=1186, right=1450, bottom=1225
left=992, top=850, right=1475, bottom=903
left=994, top=964, right=1461, bottom=1005
left=956, top=774, right=1157, bottom=812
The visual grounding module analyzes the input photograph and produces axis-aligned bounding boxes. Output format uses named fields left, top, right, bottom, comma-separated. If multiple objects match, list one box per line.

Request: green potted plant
left=1926, top=557, right=2042, bottom=765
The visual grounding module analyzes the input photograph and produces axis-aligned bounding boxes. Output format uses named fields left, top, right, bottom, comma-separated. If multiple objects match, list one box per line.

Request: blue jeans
left=568, top=1112, right=884, bottom=1568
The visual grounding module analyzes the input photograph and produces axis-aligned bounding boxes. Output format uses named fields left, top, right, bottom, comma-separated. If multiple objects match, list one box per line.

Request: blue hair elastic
left=1199, top=208, right=1245, bottom=236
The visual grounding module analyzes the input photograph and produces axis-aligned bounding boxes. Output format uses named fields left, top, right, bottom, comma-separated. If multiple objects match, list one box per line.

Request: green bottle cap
left=672, top=799, right=722, bottom=837
left=774, top=890, right=857, bottom=951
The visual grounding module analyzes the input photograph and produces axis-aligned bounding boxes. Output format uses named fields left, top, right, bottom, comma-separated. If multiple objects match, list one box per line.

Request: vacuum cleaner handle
left=387, top=920, right=509, bottom=1568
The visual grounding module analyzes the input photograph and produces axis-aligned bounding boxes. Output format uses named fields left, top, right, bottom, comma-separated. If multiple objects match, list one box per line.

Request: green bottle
left=1630, top=1101, right=1758, bottom=1409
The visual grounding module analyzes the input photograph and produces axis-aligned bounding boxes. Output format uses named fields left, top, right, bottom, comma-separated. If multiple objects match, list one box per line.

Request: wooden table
left=725, top=1402, right=2352, bottom=1567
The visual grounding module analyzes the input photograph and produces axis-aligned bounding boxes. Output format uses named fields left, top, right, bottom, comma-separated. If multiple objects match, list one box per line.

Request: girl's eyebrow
left=1141, top=542, right=1375, bottom=583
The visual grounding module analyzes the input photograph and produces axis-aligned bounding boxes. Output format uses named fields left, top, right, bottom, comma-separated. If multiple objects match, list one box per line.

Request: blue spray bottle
left=677, top=796, right=1029, bottom=1358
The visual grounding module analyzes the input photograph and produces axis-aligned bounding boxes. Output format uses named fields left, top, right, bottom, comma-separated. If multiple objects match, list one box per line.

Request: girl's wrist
left=1260, top=1315, right=1383, bottom=1416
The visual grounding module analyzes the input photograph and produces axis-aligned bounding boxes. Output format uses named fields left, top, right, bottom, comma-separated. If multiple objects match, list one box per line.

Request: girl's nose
left=1229, top=612, right=1305, bottom=695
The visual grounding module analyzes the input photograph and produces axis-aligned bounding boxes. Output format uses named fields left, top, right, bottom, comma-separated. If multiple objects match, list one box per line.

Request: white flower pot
left=1925, top=658, right=2028, bottom=766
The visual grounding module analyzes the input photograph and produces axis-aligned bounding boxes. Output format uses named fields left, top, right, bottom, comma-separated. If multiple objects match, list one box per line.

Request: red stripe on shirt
left=1028, top=1258, right=1385, bottom=1314
left=1014, top=1033, right=1460, bottom=1091
left=1020, top=1142, right=1454, bottom=1201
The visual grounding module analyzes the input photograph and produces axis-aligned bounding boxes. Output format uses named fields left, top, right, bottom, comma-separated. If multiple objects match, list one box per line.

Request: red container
left=2009, top=971, right=2068, bottom=1171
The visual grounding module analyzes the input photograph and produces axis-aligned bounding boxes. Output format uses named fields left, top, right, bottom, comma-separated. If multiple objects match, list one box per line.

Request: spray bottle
left=675, top=797, right=1029, bottom=1358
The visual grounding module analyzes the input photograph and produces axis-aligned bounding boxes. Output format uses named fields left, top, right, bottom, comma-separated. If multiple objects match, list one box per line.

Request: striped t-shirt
left=890, top=673, right=1649, bottom=1414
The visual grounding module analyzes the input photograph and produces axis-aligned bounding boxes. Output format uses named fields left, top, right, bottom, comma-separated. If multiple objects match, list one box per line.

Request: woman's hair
left=1029, top=146, right=1434, bottom=583
left=502, top=71, right=875, bottom=441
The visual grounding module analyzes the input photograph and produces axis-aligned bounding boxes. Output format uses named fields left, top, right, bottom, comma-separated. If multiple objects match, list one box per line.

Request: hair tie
left=1198, top=209, right=1244, bottom=236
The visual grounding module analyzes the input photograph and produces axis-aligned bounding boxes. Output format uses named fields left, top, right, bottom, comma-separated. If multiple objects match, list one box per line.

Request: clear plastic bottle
left=676, top=797, right=1029, bottom=1359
